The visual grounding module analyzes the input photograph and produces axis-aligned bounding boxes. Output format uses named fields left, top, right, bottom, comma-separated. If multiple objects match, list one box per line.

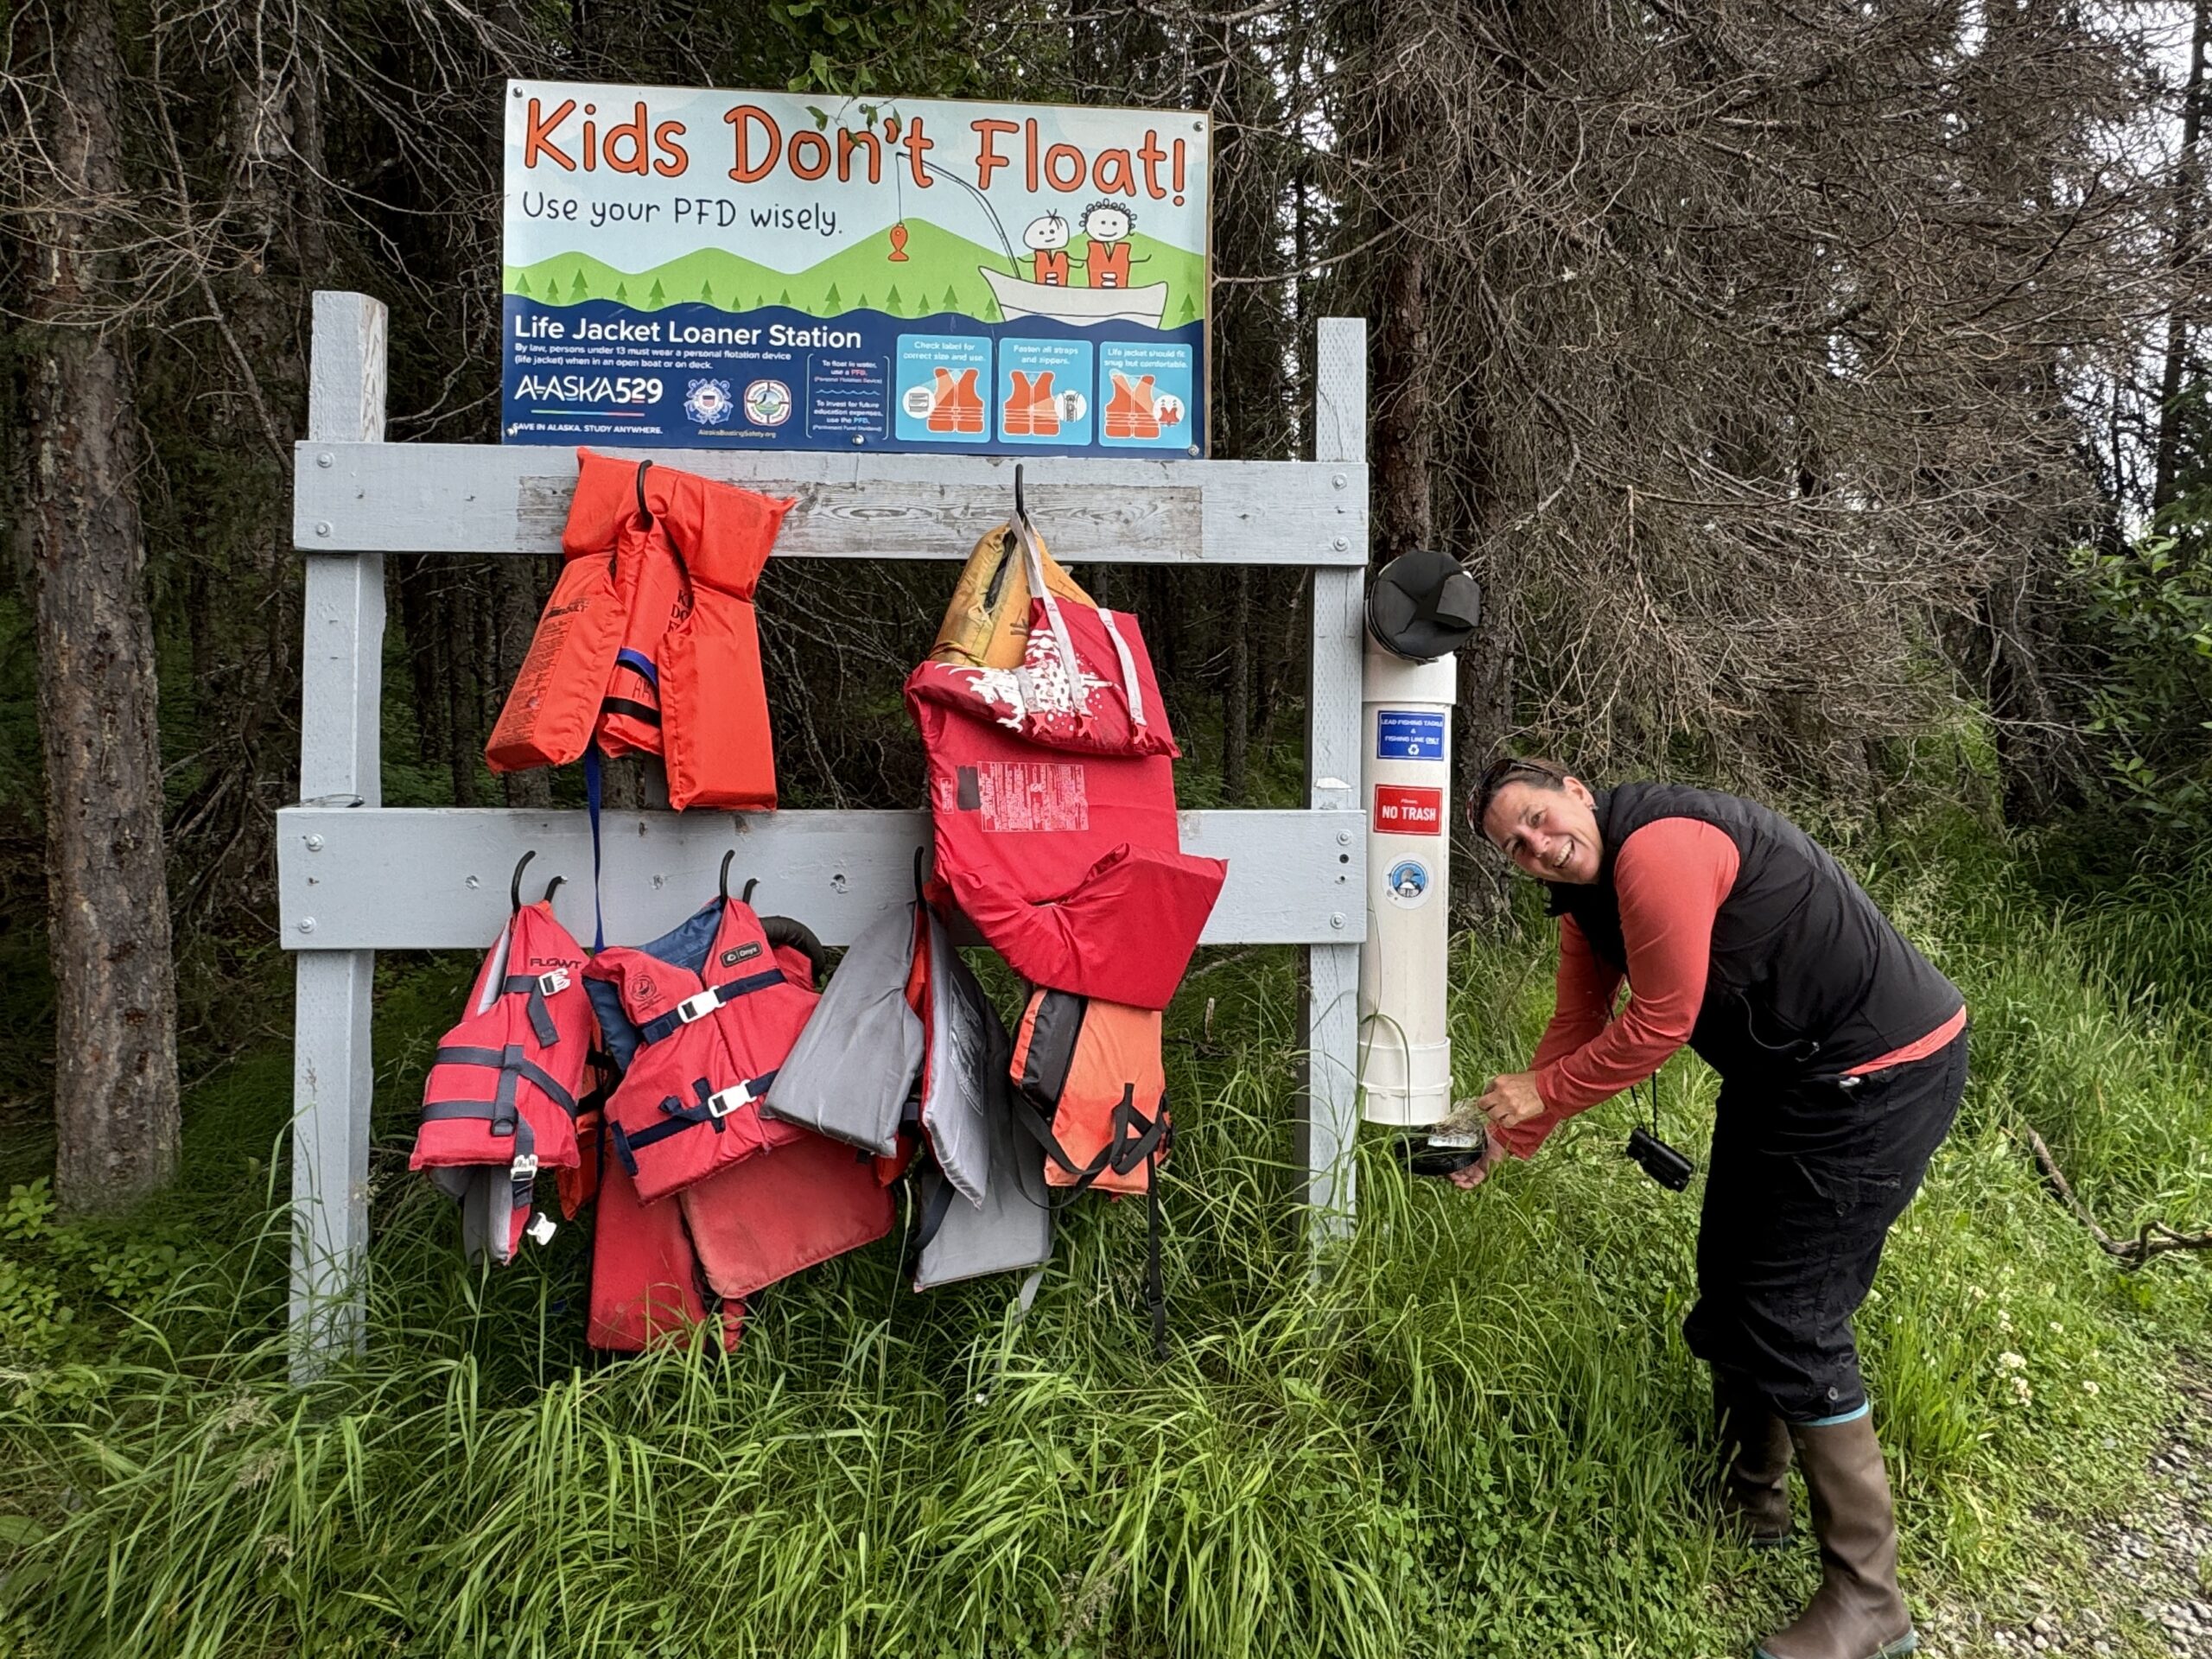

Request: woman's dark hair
left=1468, top=755, right=1577, bottom=836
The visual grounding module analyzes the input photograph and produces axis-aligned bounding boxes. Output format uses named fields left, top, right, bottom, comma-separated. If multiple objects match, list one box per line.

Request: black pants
left=1682, top=1029, right=1967, bottom=1424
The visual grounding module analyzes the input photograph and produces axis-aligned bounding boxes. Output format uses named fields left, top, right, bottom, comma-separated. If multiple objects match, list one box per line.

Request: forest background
left=8, top=1, right=2212, bottom=1655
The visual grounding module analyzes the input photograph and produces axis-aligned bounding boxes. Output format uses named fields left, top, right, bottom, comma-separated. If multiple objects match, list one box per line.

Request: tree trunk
left=21, top=0, right=182, bottom=1211
left=2156, top=0, right=2211, bottom=515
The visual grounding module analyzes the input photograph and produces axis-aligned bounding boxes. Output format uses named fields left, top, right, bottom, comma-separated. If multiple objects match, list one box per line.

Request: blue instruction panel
left=1376, top=710, right=1446, bottom=760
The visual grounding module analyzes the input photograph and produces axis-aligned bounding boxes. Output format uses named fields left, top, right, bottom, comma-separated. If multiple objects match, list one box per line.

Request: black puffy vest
left=1548, top=784, right=1961, bottom=1084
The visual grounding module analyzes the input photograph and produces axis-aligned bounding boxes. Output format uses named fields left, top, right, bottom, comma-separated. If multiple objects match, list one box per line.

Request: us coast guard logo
left=684, top=378, right=734, bottom=426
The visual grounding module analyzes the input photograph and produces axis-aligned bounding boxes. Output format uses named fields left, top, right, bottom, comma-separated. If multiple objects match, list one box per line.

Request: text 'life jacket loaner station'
left=280, top=291, right=1372, bottom=1375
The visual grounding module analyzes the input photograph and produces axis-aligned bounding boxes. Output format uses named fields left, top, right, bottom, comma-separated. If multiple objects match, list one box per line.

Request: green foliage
left=3, top=813, right=2211, bottom=1653
left=2072, top=532, right=2212, bottom=829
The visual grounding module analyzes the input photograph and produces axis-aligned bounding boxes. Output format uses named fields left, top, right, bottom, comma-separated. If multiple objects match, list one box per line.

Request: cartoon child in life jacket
left=1024, top=213, right=1072, bottom=286
left=1079, top=200, right=1146, bottom=289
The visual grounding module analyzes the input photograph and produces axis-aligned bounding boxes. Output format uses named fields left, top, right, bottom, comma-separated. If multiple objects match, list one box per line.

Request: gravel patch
left=1918, top=1367, right=2212, bottom=1658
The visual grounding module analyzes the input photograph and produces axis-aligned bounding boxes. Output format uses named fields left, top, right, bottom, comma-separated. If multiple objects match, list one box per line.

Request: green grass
left=3, top=812, right=2210, bottom=1656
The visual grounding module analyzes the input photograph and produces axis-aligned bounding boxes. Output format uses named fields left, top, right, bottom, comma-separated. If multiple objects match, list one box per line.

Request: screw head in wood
left=315, top=521, right=332, bottom=537
left=1332, top=536, right=1349, bottom=551
left=306, top=835, right=324, bottom=852
left=1330, top=912, right=1346, bottom=929
left=297, top=918, right=316, bottom=934
left=1332, top=473, right=1347, bottom=488
left=317, top=452, right=334, bottom=468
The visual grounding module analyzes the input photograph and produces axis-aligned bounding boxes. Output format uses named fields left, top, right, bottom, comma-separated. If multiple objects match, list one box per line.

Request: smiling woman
left=1462, top=759, right=1968, bottom=1659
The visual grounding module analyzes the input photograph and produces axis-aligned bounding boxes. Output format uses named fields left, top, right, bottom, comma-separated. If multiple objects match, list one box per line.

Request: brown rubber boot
left=1754, top=1412, right=1916, bottom=1659
left=1713, top=1370, right=1794, bottom=1548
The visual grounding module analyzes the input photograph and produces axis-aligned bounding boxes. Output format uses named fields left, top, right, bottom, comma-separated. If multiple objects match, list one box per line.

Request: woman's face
left=1480, top=777, right=1603, bottom=884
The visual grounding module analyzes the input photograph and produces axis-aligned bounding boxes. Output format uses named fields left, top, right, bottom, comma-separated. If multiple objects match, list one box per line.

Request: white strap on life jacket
left=1013, top=514, right=1088, bottom=715
left=1095, top=607, right=1146, bottom=728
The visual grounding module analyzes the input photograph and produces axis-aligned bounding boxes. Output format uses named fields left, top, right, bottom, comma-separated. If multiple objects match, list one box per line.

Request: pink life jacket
left=410, top=896, right=592, bottom=1263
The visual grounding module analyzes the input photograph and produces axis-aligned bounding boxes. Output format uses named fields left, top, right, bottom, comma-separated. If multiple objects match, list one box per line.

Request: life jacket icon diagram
left=924, top=366, right=987, bottom=435
left=1003, top=371, right=1061, bottom=436
left=1103, top=372, right=1187, bottom=440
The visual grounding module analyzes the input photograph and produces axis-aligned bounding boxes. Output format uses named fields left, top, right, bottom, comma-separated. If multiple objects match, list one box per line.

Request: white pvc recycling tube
left=1357, top=634, right=1455, bottom=1126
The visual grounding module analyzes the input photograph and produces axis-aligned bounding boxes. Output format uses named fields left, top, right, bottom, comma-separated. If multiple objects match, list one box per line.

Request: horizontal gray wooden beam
left=276, top=805, right=1367, bottom=952
left=293, top=442, right=1366, bottom=567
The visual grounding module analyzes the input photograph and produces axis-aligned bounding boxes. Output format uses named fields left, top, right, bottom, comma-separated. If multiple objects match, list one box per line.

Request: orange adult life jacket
left=582, top=895, right=893, bottom=1341
left=411, top=894, right=594, bottom=1265
left=486, top=449, right=794, bottom=812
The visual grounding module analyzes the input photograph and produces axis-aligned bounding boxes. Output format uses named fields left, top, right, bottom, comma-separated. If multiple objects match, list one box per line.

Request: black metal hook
left=912, top=844, right=929, bottom=905
left=634, top=459, right=654, bottom=528
left=741, top=878, right=759, bottom=905
left=719, top=849, right=735, bottom=906
left=543, top=874, right=567, bottom=905
left=510, top=849, right=537, bottom=916
left=1013, top=461, right=1028, bottom=531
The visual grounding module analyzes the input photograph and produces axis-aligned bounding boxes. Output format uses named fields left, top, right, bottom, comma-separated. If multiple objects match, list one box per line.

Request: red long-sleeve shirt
left=1496, top=817, right=1967, bottom=1158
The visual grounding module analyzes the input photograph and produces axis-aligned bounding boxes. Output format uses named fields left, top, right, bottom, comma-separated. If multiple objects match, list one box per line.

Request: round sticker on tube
left=1384, top=858, right=1433, bottom=909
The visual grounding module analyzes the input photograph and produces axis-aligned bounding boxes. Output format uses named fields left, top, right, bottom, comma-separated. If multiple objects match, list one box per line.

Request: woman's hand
left=1446, top=1138, right=1508, bottom=1192
left=1477, top=1070, right=1546, bottom=1132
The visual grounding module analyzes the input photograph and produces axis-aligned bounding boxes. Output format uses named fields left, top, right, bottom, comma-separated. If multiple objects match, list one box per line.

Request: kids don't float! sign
left=501, top=80, right=1211, bottom=456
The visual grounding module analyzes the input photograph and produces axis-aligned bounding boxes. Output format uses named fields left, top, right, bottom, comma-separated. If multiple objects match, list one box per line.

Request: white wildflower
left=1999, top=1351, right=2027, bottom=1371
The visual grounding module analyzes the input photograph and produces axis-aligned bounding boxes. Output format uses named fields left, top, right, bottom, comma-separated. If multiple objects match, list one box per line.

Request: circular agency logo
left=684, top=378, right=734, bottom=426
left=1384, top=858, right=1432, bottom=909
left=743, top=378, right=793, bottom=427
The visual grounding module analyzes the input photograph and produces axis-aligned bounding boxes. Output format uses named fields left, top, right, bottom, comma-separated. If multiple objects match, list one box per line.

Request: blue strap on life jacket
left=584, top=741, right=605, bottom=953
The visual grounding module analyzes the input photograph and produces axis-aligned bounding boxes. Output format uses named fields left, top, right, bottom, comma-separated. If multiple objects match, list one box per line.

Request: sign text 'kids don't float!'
left=503, top=82, right=1211, bottom=456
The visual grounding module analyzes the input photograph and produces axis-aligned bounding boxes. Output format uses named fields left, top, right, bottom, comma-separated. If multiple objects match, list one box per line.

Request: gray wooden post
left=290, top=291, right=387, bottom=1377
left=1299, top=317, right=1368, bottom=1238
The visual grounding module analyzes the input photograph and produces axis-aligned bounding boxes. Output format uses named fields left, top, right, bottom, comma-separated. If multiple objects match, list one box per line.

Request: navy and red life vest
left=581, top=893, right=893, bottom=1352
left=1548, top=784, right=1964, bottom=1084
left=486, top=448, right=792, bottom=811
left=585, top=898, right=819, bottom=1203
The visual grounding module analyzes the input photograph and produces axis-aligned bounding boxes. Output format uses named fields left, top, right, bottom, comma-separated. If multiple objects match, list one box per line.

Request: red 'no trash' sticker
left=1374, top=785, right=1445, bottom=836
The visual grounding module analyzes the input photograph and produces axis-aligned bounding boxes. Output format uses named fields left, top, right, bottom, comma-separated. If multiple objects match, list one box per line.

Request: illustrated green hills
left=505, top=219, right=1206, bottom=327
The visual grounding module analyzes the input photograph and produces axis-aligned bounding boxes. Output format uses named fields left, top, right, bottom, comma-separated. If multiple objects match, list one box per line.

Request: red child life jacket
left=586, top=897, right=817, bottom=1203
left=486, top=449, right=794, bottom=811
left=410, top=895, right=593, bottom=1264
left=587, top=1129, right=743, bottom=1355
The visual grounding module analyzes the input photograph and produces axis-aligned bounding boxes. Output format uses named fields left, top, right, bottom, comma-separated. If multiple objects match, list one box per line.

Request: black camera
left=1393, top=1124, right=1491, bottom=1179
left=1624, top=1125, right=1694, bottom=1192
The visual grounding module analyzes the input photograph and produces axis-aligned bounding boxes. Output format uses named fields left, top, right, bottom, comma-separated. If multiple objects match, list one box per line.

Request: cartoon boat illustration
left=980, top=267, right=1170, bottom=328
